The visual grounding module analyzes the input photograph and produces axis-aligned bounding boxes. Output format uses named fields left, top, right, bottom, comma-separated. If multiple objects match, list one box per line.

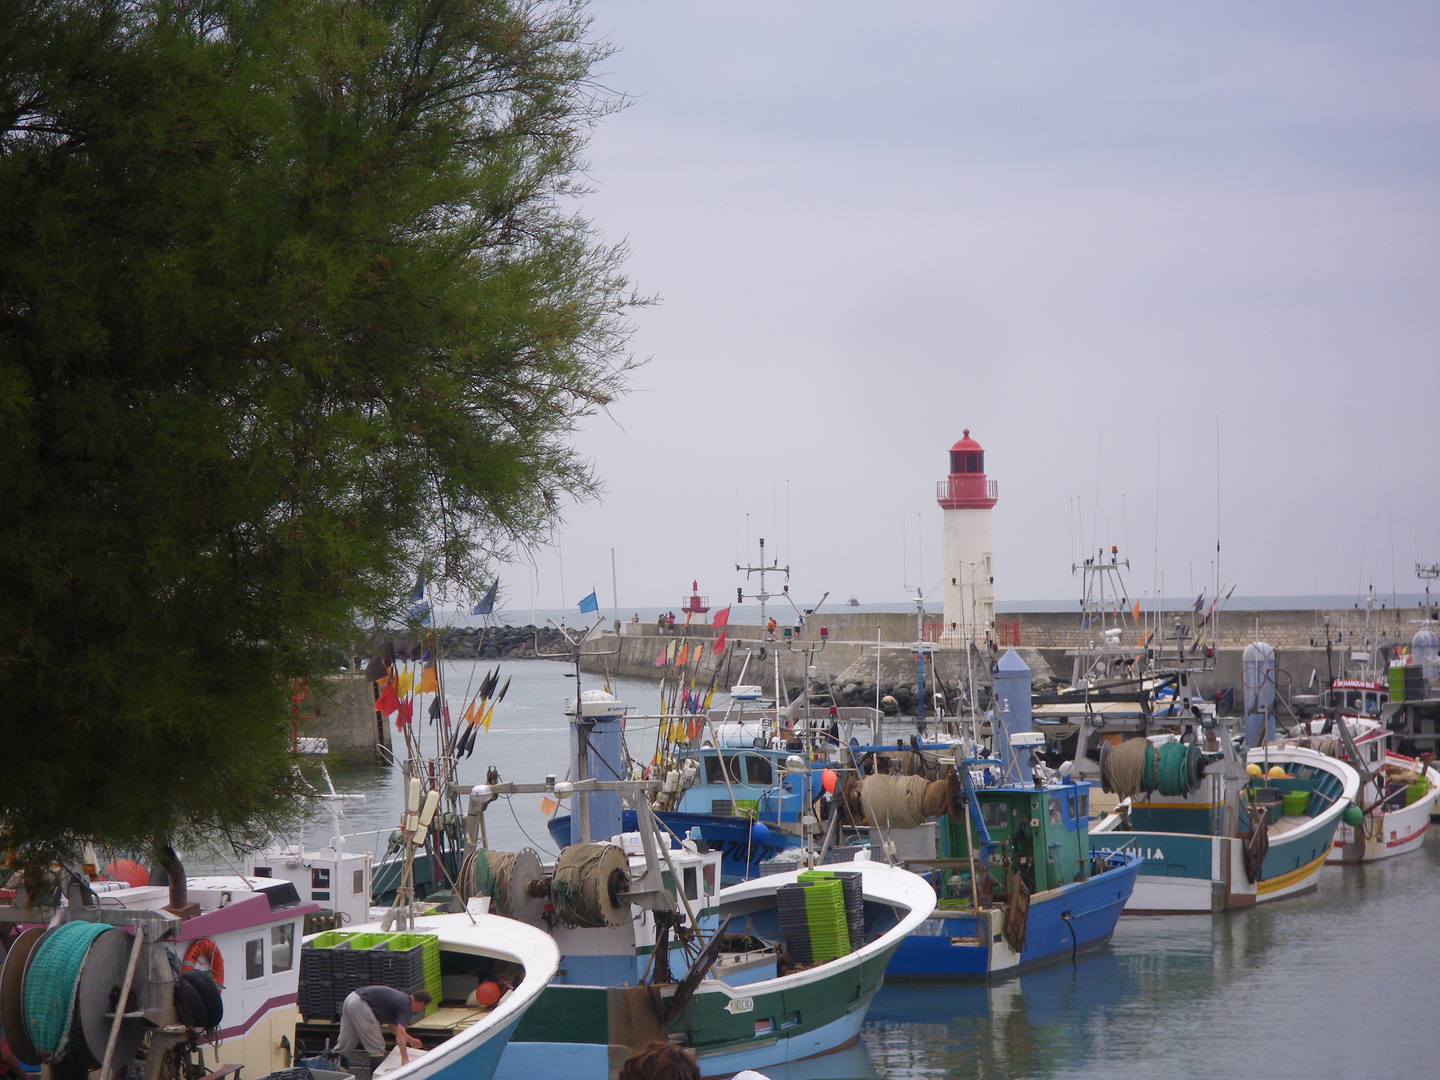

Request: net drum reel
left=1, top=911, right=195, bottom=1079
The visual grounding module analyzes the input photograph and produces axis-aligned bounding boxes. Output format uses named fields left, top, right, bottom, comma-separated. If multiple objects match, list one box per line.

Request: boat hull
left=496, top=860, right=933, bottom=1080
left=884, top=851, right=1142, bottom=980
left=1328, top=765, right=1439, bottom=863
left=1092, top=746, right=1358, bottom=914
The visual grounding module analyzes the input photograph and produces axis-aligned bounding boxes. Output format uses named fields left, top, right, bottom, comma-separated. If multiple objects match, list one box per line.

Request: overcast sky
left=487, top=1, right=1440, bottom=617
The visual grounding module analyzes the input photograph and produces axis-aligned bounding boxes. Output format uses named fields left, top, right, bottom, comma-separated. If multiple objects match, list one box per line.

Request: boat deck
left=296, top=1003, right=501, bottom=1053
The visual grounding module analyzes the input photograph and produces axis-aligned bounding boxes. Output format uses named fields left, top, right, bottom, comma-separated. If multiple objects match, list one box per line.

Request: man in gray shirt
left=336, top=986, right=431, bottom=1068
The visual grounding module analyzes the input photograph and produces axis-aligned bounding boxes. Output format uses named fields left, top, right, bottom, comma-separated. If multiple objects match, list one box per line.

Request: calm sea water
left=300, top=658, right=1438, bottom=1079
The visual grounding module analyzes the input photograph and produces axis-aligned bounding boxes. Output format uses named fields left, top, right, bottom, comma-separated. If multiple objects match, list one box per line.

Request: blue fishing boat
left=882, top=772, right=1142, bottom=979
left=851, top=650, right=1142, bottom=980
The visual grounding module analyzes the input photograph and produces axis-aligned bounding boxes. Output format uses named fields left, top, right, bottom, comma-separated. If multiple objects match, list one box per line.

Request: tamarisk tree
left=0, top=0, right=640, bottom=865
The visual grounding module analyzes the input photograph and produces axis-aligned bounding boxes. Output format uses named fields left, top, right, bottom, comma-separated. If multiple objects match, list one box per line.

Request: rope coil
left=859, top=773, right=930, bottom=829
left=1102, top=738, right=1203, bottom=799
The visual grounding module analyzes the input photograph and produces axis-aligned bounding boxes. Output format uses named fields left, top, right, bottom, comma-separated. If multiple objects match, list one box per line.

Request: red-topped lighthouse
left=936, top=430, right=997, bottom=646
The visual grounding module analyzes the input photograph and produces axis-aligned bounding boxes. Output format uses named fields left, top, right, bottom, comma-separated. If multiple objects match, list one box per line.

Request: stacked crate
left=777, top=877, right=850, bottom=966
left=799, top=870, right=866, bottom=951
left=298, top=932, right=440, bottom=1020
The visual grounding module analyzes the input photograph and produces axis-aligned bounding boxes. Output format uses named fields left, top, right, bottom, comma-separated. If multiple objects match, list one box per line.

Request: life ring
left=182, top=938, right=225, bottom=988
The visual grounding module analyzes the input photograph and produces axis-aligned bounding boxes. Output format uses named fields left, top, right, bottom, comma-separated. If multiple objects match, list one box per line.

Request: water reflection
left=861, top=833, right=1440, bottom=1079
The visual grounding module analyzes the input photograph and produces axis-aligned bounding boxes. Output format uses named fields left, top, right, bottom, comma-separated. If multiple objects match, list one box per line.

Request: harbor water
left=298, top=658, right=1438, bottom=1079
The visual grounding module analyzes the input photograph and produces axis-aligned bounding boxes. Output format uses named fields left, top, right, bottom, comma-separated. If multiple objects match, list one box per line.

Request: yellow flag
left=396, top=666, right=414, bottom=696
left=480, top=700, right=498, bottom=730
left=667, top=640, right=677, bottom=662
left=417, top=664, right=438, bottom=694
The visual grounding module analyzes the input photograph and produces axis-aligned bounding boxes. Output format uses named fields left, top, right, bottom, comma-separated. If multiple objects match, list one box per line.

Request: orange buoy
left=476, top=980, right=502, bottom=1007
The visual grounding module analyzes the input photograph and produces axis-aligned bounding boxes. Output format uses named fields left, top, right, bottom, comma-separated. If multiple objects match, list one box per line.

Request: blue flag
left=577, top=589, right=599, bottom=614
left=471, top=582, right=497, bottom=616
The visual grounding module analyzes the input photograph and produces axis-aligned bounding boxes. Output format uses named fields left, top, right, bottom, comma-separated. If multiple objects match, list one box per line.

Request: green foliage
left=0, top=0, right=640, bottom=865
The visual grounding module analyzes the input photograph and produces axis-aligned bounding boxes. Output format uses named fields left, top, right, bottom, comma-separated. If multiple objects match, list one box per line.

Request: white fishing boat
left=0, top=859, right=556, bottom=1080
left=1278, top=716, right=1437, bottom=862
left=452, top=629, right=935, bottom=1080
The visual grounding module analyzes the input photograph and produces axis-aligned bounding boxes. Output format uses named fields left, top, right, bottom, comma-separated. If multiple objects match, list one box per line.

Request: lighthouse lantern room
left=936, top=429, right=997, bottom=647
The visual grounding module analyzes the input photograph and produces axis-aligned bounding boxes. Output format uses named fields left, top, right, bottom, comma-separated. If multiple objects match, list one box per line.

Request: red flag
left=396, top=698, right=414, bottom=729
left=711, top=606, right=730, bottom=628
left=375, top=678, right=401, bottom=716
left=711, top=630, right=726, bottom=656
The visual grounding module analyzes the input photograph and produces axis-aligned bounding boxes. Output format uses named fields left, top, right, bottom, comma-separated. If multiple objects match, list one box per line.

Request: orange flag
left=417, top=664, right=438, bottom=694
left=676, top=643, right=690, bottom=667
left=1131, top=600, right=1141, bottom=622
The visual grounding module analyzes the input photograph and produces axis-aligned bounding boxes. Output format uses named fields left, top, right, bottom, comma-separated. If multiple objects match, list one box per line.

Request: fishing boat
left=1088, top=732, right=1359, bottom=913
left=463, top=781, right=933, bottom=1080
left=871, top=649, right=1143, bottom=979
left=455, top=638, right=935, bottom=1080
left=0, top=854, right=556, bottom=1080
left=296, top=908, right=559, bottom=1080
left=1275, top=716, right=1438, bottom=862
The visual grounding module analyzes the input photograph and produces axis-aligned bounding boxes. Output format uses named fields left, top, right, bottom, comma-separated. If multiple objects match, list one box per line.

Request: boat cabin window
left=272, top=923, right=295, bottom=972
left=1048, top=798, right=1063, bottom=827
left=353, top=869, right=365, bottom=896
left=980, top=802, right=1008, bottom=830
left=704, top=755, right=739, bottom=784
left=683, top=866, right=698, bottom=902
left=245, top=937, right=265, bottom=981
left=739, top=754, right=773, bottom=786
left=1075, top=790, right=1088, bottom=820
left=253, top=866, right=272, bottom=877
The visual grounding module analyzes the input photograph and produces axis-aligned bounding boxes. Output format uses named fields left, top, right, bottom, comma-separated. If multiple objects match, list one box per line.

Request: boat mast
left=736, top=537, right=789, bottom=709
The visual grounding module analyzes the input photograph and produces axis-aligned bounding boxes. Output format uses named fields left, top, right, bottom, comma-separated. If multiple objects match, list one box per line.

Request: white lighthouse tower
left=936, top=429, right=997, bottom=647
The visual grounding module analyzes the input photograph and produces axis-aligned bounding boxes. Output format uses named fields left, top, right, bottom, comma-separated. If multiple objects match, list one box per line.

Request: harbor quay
left=308, top=606, right=1434, bottom=763
left=573, top=605, right=1436, bottom=712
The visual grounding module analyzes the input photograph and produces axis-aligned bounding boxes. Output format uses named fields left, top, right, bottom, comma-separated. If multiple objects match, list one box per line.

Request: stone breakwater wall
left=1001, top=606, right=1433, bottom=650
left=434, top=624, right=568, bottom=659
left=312, top=607, right=1433, bottom=762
